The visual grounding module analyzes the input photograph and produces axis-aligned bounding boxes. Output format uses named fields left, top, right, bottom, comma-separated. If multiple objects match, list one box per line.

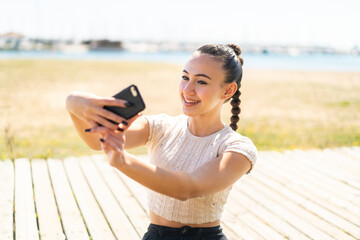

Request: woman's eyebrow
left=183, top=70, right=212, bottom=80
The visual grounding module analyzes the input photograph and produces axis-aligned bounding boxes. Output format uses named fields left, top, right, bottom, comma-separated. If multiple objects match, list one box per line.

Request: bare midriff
left=150, top=210, right=221, bottom=228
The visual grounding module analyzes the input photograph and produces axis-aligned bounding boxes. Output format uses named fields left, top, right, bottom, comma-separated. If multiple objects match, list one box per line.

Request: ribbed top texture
left=144, top=114, right=257, bottom=224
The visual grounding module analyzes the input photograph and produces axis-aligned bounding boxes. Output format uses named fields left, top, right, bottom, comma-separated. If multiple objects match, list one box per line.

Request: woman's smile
left=183, top=97, right=201, bottom=107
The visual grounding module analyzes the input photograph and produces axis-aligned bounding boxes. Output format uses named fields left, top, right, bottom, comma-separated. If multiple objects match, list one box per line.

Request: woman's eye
left=198, top=80, right=207, bottom=85
left=182, top=76, right=189, bottom=80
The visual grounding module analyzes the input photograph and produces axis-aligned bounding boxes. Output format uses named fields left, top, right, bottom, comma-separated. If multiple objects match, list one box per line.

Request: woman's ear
left=222, top=82, right=237, bottom=100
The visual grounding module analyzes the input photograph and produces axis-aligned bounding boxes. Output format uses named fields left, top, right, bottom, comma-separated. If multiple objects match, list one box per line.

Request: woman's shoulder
left=219, top=127, right=258, bottom=166
left=221, top=126, right=254, bottom=143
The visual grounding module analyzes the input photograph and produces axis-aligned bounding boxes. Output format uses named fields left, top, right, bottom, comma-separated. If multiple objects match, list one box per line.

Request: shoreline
left=1, top=51, right=359, bottom=72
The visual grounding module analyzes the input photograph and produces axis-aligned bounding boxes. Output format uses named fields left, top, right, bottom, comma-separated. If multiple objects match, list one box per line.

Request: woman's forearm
left=114, top=152, right=195, bottom=201
left=110, top=151, right=251, bottom=202
left=66, top=94, right=102, bottom=150
left=68, top=111, right=102, bottom=150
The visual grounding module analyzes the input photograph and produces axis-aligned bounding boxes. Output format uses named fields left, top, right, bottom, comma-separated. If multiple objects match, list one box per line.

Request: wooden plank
left=302, top=149, right=360, bottom=189
left=248, top=166, right=357, bottom=239
left=231, top=176, right=307, bottom=240
left=219, top=221, right=242, bottom=240
left=258, top=152, right=360, bottom=226
left=222, top=199, right=267, bottom=240
left=14, top=158, right=39, bottom=240
left=229, top=184, right=310, bottom=239
left=261, top=151, right=360, bottom=206
left=63, top=157, right=116, bottom=240
left=234, top=176, right=334, bottom=239
left=47, top=158, right=89, bottom=240
left=0, top=159, right=14, bottom=240
left=31, top=159, right=65, bottom=240
left=324, top=148, right=360, bottom=179
left=230, top=207, right=284, bottom=239
left=116, top=172, right=148, bottom=212
left=116, top=155, right=149, bottom=210
left=339, top=147, right=360, bottom=164
left=79, top=156, right=140, bottom=239
left=279, top=150, right=360, bottom=238
left=288, top=149, right=360, bottom=190
left=92, top=155, right=149, bottom=237
left=287, top=150, right=360, bottom=207
left=260, top=152, right=360, bottom=205
left=261, top=150, right=360, bottom=229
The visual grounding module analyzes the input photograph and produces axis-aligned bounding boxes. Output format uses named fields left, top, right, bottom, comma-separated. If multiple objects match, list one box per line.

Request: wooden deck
left=0, top=147, right=359, bottom=240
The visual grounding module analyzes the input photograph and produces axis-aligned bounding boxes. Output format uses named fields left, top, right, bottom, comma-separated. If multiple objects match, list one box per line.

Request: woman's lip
left=183, top=99, right=200, bottom=107
left=184, top=99, right=200, bottom=103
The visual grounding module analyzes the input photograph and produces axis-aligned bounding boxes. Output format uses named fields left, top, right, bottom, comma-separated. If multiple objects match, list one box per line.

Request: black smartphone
left=103, top=84, right=146, bottom=122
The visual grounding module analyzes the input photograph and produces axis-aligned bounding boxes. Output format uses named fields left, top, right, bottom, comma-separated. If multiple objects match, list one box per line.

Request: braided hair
left=196, top=44, right=244, bottom=131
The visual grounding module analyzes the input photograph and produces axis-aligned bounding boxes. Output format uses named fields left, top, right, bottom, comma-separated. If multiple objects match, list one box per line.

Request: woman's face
left=179, top=52, right=230, bottom=117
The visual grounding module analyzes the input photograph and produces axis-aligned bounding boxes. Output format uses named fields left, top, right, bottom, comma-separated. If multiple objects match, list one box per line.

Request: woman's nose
left=183, top=81, right=195, bottom=95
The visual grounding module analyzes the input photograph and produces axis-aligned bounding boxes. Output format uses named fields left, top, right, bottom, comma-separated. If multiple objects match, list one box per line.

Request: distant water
left=1, top=50, right=359, bottom=72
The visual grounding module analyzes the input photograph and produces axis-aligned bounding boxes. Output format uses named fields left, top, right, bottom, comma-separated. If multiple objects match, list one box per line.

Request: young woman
left=66, top=44, right=257, bottom=240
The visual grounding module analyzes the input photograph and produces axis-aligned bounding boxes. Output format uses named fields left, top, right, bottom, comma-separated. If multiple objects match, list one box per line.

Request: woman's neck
left=187, top=113, right=225, bottom=137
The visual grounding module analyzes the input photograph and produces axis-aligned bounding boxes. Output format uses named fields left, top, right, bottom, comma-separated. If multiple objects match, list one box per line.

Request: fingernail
left=125, top=101, right=134, bottom=107
left=85, top=128, right=91, bottom=132
left=100, top=138, right=105, bottom=142
left=117, top=127, right=124, bottom=132
left=121, top=120, right=128, bottom=126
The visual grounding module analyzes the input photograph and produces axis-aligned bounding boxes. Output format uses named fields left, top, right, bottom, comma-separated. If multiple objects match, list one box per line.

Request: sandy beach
left=1, top=59, right=359, bottom=158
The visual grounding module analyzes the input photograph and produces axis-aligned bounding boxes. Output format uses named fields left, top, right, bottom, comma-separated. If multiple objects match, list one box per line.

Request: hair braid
left=227, top=44, right=243, bottom=131
left=230, top=87, right=241, bottom=131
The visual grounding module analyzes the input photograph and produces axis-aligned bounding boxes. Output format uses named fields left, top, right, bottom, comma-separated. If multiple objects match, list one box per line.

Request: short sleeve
left=143, top=114, right=169, bottom=150
left=220, top=135, right=258, bottom=174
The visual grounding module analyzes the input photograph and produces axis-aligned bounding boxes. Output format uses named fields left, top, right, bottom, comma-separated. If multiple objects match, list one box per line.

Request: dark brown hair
left=196, top=44, right=244, bottom=131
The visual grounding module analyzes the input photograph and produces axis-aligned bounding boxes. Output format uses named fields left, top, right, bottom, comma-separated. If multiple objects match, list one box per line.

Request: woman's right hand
left=66, top=91, right=131, bottom=130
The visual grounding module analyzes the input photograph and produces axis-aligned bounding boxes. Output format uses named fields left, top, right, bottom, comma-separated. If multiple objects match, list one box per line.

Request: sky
left=0, top=0, right=359, bottom=50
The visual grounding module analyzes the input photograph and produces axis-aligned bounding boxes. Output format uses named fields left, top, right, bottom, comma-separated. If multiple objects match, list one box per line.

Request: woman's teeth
left=185, top=99, right=199, bottom=104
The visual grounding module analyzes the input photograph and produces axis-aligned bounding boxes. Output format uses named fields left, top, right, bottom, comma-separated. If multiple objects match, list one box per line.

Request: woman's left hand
left=88, top=114, right=141, bottom=167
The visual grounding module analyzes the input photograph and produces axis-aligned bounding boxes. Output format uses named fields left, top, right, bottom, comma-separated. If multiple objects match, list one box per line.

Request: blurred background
left=0, top=0, right=359, bottom=159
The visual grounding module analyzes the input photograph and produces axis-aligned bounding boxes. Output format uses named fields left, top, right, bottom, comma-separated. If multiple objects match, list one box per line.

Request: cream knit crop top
left=144, top=114, right=257, bottom=224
